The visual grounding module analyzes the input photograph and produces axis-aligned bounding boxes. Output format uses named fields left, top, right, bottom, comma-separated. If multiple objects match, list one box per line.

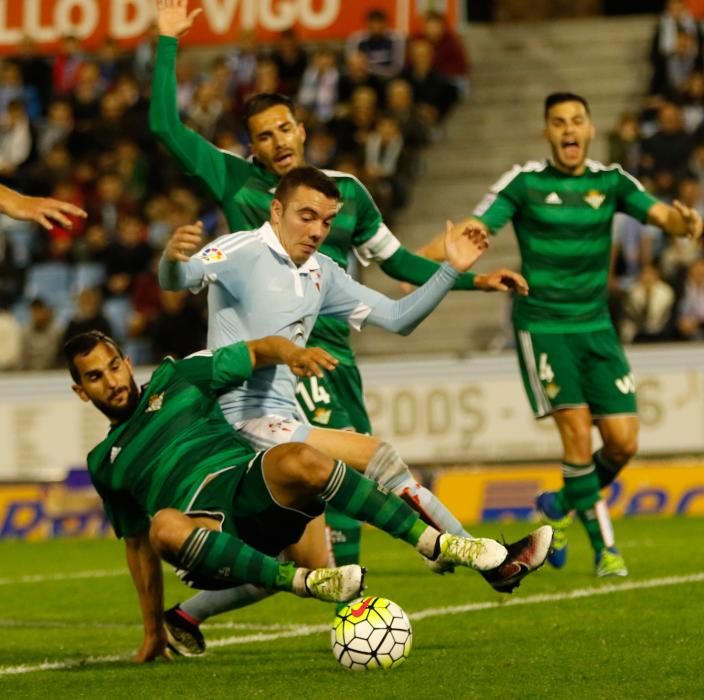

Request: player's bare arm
left=247, top=337, right=339, bottom=378
left=415, top=218, right=528, bottom=295
left=0, top=184, right=87, bottom=231
left=647, top=200, right=704, bottom=240
left=165, top=221, right=204, bottom=262
left=125, top=531, right=171, bottom=663
left=156, top=0, right=203, bottom=38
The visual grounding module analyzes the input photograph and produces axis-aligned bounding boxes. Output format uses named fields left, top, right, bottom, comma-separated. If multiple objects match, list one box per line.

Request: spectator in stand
left=104, top=214, right=153, bottom=298
left=20, top=298, right=62, bottom=370
left=271, top=28, right=308, bottom=96
left=419, top=11, right=471, bottom=98
left=0, top=61, right=42, bottom=120
left=297, top=48, right=340, bottom=125
left=402, top=37, right=458, bottom=126
left=36, top=100, right=76, bottom=158
left=96, top=36, right=130, bottom=88
left=186, top=80, right=225, bottom=140
left=676, top=256, right=704, bottom=338
left=148, top=288, right=207, bottom=360
left=608, top=112, right=641, bottom=174
left=53, top=35, right=85, bottom=97
left=661, top=176, right=704, bottom=282
left=72, top=222, right=110, bottom=265
left=650, top=0, right=702, bottom=97
left=234, top=58, right=284, bottom=115
left=70, top=62, right=105, bottom=141
left=20, top=144, right=72, bottom=197
left=338, top=51, right=385, bottom=106
left=330, top=85, right=379, bottom=155
left=133, top=22, right=159, bottom=88
left=62, top=287, right=113, bottom=347
left=226, top=29, right=258, bottom=89
left=641, top=101, right=693, bottom=178
left=304, top=127, right=338, bottom=169
left=0, top=229, right=22, bottom=305
left=346, top=9, right=405, bottom=79
left=0, top=298, right=21, bottom=370
left=385, top=77, right=430, bottom=151
left=0, top=99, right=33, bottom=184
left=174, top=51, right=199, bottom=114
left=84, top=90, right=129, bottom=156
left=88, top=172, right=127, bottom=238
left=620, top=263, right=676, bottom=343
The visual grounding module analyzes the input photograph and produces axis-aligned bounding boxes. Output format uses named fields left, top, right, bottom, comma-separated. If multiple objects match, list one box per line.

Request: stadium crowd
left=608, top=0, right=704, bottom=343
left=0, top=8, right=468, bottom=370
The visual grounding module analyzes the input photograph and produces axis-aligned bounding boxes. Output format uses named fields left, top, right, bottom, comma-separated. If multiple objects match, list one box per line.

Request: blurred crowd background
left=2, top=2, right=704, bottom=371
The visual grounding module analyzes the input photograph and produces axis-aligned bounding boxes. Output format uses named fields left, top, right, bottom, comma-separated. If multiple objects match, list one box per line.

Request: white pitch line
left=2, top=571, right=703, bottom=677
left=0, top=569, right=127, bottom=586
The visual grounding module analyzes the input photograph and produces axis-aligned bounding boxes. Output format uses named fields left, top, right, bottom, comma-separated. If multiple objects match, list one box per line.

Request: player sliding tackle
left=159, top=166, right=551, bottom=655
left=66, top=330, right=530, bottom=662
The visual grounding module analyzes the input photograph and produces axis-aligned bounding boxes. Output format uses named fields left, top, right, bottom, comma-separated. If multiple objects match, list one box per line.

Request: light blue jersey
left=159, top=222, right=459, bottom=425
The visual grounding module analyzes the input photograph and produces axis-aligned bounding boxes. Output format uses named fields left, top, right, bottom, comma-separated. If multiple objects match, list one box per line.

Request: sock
left=325, top=507, right=362, bottom=566
left=363, top=442, right=472, bottom=538
left=577, top=498, right=615, bottom=555
left=175, top=527, right=296, bottom=592
left=593, top=449, right=623, bottom=489
left=559, top=462, right=600, bottom=512
left=180, top=584, right=273, bottom=624
left=320, top=459, right=430, bottom=547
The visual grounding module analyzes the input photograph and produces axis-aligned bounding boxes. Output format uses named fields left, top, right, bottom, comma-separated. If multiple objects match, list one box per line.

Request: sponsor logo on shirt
left=145, top=392, right=164, bottom=413
left=200, top=246, right=227, bottom=264
left=584, top=190, right=606, bottom=209
left=544, top=192, right=562, bottom=205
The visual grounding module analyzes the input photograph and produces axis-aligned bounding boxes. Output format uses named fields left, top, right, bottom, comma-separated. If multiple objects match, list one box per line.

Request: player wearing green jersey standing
left=150, top=0, right=526, bottom=572
left=66, top=330, right=511, bottom=662
left=417, top=93, right=703, bottom=576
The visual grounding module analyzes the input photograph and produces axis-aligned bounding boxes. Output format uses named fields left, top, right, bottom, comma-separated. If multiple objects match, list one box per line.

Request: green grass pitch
left=2, top=516, right=704, bottom=699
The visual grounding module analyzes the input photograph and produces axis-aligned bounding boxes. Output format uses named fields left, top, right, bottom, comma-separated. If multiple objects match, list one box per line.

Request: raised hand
left=0, top=188, right=86, bottom=230
left=673, top=199, right=703, bottom=239
left=443, top=219, right=489, bottom=273
left=165, top=220, right=204, bottom=262
left=156, top=0, right=203, bottom=38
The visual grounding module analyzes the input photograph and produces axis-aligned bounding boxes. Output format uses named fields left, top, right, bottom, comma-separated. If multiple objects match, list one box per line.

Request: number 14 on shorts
left=296, top=377, right=331, bottom=411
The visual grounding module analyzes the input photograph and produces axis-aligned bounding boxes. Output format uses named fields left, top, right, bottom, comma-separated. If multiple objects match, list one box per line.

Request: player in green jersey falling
left=417, top=92, right=702, bottom=577
left=66, top=330, right=513, bottom=662
left=150, top=0, right=527, bottom=578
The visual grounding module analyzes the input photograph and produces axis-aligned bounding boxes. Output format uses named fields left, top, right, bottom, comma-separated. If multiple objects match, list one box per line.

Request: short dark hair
left=367, top=9, right=388, bottom=22
left=544, top=92, right=590, bottom=119
left=64, top=330, right=123, bottom=383
left=273, top=166, right=340, bottom=206
left=243, top=93, right=295, bottom=136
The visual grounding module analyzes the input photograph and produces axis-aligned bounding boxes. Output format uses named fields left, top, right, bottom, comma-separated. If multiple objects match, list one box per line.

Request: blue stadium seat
left=73, top=262, right=106, bottom=292
left=24, top=262, right=72, bottom=308
left=2, top=217, right=37, bottom=268
left=102, top=296, right=132, bottom=342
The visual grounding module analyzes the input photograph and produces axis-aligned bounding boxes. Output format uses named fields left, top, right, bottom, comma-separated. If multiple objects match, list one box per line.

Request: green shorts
left=514, top=327, right=637, bottom=419
left=189, top=451, right=322, bottom=557
left=295, top=363, right=372, bottom=434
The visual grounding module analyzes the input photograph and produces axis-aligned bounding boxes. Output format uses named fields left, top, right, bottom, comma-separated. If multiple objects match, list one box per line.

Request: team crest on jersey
left=145, top=392, right=164, bottom=413
left=313, top=407, right=332, bottom=425
left=110, top=446, right=122, bottom=463
left=545, top=382, right=561, bottom=400
left=199, top=246, right=227, bottom=264
left=584, top=190, right=606, bottom=209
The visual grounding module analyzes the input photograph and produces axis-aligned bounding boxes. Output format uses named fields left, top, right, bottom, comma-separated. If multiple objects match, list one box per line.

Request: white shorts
left=235, top=415, right=312, bottom=451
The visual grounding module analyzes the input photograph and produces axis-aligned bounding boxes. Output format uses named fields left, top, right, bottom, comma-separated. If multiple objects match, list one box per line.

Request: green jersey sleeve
left=149, top=35, right=250, bottom=202
left=173, top=342, right=253, bottom=393
left=614, top=167, right=659, bottom=223
left=473, top=165, right=525, bottom=233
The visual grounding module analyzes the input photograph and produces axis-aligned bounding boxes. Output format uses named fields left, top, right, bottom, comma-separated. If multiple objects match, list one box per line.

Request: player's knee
left=605, top=433, right=638, bottom=465
left=149, top=508, right=186, bottom=560
left=277, top=443, right=332, bottom=492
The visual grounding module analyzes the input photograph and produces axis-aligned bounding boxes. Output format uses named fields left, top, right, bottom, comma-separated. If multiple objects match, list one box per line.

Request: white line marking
left=2, top=572, right=703, bottom=676
left=0, top=569, right=126, bottom=586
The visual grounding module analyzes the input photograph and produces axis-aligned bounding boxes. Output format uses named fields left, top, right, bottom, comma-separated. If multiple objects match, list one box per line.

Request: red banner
left=0, top=0, right=459, bottom=56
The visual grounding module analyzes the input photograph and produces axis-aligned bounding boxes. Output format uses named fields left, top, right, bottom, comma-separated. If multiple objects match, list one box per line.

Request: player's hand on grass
left=165, top=220, right=204, bottom=262
left=475, top=268, right=529, bottom=296
left=0, top=189, right=86, bottom=230
left=287, top=347, right=339, bottom=378
left=443, top=219, right=489, bottom=273
left=157, top=0, right=203, bottom=38
left=673, top=199, right=703, bottom=239
left=134, top=631, right=172, bottom=664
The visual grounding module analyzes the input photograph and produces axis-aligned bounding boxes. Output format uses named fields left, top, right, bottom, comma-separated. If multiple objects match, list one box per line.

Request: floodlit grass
left=3, top=517, right=703, bottom=699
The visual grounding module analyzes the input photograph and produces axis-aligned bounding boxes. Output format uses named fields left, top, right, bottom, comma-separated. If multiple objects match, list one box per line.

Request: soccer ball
left=331, top=596, right=412, bottom=671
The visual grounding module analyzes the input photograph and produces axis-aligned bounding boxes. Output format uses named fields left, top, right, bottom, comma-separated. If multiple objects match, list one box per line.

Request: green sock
left=560, top=462, right=600, bottom=511
left=578, top=498, right=615, bottom=554
left=176, top=527, right=295, bottom=591
left=320, top=460, right=427, bottom=546
left=593, top=449, right=622, bottom=489
left=325, top=507, right=362, bottom=566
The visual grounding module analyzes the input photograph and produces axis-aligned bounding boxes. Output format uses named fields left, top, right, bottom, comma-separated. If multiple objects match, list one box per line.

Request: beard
left=93, top=377, right=141, bottom=423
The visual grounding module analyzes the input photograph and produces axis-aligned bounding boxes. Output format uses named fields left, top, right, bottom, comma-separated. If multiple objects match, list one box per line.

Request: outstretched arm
left=648, top=200, right=703, bottom=239
left=125, top=532, right=170, bottom=664
left=247, top=337, right=338, bottom=378
left=0, top=184, right=86, bottom=230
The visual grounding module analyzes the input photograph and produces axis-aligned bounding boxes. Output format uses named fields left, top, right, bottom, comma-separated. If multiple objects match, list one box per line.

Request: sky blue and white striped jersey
left=159, top=222, right=459, bottom=423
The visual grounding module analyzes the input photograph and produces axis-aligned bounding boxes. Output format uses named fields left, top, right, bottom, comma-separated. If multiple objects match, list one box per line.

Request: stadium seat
left=102, top=296, right=132, bottom=342
left=73, top=262, right=106, bottom=292
left=2, top=217, right=37, bottom=268
left=24, top=261, right=72, bottom=308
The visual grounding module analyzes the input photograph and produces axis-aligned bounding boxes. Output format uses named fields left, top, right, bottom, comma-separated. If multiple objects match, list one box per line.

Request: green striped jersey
left=86, top=343, right=255, bottom=538
left=474, top=159, right=658, bottom=332
left=151, top=36, right=400, bottom=364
